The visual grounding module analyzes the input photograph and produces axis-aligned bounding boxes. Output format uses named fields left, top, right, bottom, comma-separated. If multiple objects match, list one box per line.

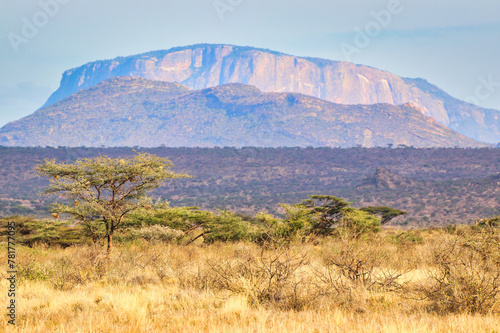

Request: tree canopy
left=359, top=206, right=407, bottom=225
left=297, top=195, right=351, bottom=234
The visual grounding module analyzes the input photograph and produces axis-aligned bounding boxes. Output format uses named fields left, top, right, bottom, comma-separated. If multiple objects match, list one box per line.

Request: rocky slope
left=41, top=44, right=500, bottom=143
left=0, top=77, right=485, bottom=148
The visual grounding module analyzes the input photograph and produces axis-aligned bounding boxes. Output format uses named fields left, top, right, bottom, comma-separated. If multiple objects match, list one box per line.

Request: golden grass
left=1, top=231, right=500, bottom=332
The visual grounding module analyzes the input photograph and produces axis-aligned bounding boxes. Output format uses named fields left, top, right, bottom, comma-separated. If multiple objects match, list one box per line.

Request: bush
left=417, top=230, right=500, bottom=314
left=18, top=261, right=50, bottom=282
left=206, top=246, right=317, bottom=310
left=320, top=239, right=409, bottom=291
left=256, top=207, right=311, bottom=244
left=125, top=205, right=263, bottom=243
left=391, top=231, right=424, bottom=245
left=203, top=211, right=262, bottom=243
left=337, top=208, right=381, bottom=236
left=476, top=215, right=500, bottom=228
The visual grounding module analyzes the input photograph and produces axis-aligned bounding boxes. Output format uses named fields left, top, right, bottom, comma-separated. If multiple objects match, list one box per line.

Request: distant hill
left=0, top=77, right=486, bottom=148
left=40, top=44, right=500, bottom=143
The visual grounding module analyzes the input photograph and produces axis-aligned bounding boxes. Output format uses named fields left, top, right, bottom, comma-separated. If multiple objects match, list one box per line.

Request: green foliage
left=18, top=262, right=51, bottom=282
left=0, top=215, right=85, bottom=247
left=131, top=225, right=184, bottom=243
left=36, top=152, right=191, bottom=254
left=292, top=195, right=381, bottom=237
left=391, top=231, right=424, bottom=245
left=203, top=211, right=262, bottom=243
left=297, top=195, right=350, bottom=235
left=125, top=203, right=263, bottom=243
left=259, top=205, right=312, bottom=242
left=338, top=208, right=381, bottom=235
left=124, top=203, right=212, bottom=231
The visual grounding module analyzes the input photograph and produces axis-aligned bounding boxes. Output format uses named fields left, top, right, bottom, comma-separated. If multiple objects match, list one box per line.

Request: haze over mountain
left=0, top=77, right=485, bottom=148
left=41, top=44, right=500, bottom=144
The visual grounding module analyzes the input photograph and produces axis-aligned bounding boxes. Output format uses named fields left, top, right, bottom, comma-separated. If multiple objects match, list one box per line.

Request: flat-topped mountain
left=0, top=77, right=485, bottom=148
left=41, top=44, right=500, bottom=143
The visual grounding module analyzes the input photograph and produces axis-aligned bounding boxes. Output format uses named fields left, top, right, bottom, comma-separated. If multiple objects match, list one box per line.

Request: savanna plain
left=2, top=218, right=500, bottom=332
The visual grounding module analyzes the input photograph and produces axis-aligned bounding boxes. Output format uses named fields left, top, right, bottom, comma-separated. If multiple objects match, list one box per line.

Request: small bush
left=18, top=261, right=50, bottom=282
left=391, top=231, right=424, bottom=245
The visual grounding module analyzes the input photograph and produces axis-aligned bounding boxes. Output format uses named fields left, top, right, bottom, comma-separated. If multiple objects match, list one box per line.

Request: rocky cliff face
left=1, top=77, right=485, bottom=148
left=42, top=44, right=500, bottom=143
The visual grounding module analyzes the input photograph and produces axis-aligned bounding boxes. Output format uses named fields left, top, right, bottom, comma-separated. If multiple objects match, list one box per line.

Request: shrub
left=124, top=204, right=213, bottom=231
left=206, top=246, right=316, bottom=310
left=320, top=239, right=409, bottom=291
left=256, top=207, right=311, bottom=244
left=1, top=216, right=85, bottom=247
left=132, top=225, right=184, bottom=243
left=18, top=261, right=50, bottom=282
left=391, top=231, right=424, bottom=245
left=476, top=215, right=500, bottom=228
left=417, top=230, right=500, bottom=314
left=203, top=211, right=262, bottom=243
left=337, top=208, right=381, bottom=236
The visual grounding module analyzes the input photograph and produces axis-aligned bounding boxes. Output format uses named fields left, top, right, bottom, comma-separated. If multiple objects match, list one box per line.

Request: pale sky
left=1, top=0, right=499, bottom=128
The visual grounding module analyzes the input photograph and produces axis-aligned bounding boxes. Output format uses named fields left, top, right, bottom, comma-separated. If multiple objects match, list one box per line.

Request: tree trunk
left=106, top=233, right=112, bottom=258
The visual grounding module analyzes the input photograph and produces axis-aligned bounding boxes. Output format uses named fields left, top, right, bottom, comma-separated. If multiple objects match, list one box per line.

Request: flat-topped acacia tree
left=36, top=152, right=191, bottom=256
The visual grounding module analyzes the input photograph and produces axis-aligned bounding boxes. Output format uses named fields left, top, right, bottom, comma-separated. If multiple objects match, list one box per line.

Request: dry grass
left=1, top=229, right=500, bottom=332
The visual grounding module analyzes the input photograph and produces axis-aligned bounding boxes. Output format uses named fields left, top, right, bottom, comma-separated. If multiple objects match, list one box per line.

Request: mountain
left=0, top=77, right=486, bottom=148
left=41, top=44, right=500, bottom=143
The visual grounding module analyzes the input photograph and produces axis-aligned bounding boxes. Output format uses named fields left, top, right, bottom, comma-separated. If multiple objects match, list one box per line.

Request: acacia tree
left=36, top=152, right=191, bottom=256
left=297, top=195, right=351, bottom=234
left=295, top=195, right=404, bottom=236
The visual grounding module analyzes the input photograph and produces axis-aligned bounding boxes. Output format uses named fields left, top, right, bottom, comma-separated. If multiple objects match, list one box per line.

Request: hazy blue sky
left=1, top=0, right=499, bottom=128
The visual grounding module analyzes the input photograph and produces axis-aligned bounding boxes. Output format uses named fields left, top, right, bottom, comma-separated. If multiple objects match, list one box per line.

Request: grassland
left=2, top=224, right=500, bottom=332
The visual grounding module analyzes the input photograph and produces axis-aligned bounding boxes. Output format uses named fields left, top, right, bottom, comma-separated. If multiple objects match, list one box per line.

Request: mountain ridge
left=40, top=44, right=500, bottom=143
